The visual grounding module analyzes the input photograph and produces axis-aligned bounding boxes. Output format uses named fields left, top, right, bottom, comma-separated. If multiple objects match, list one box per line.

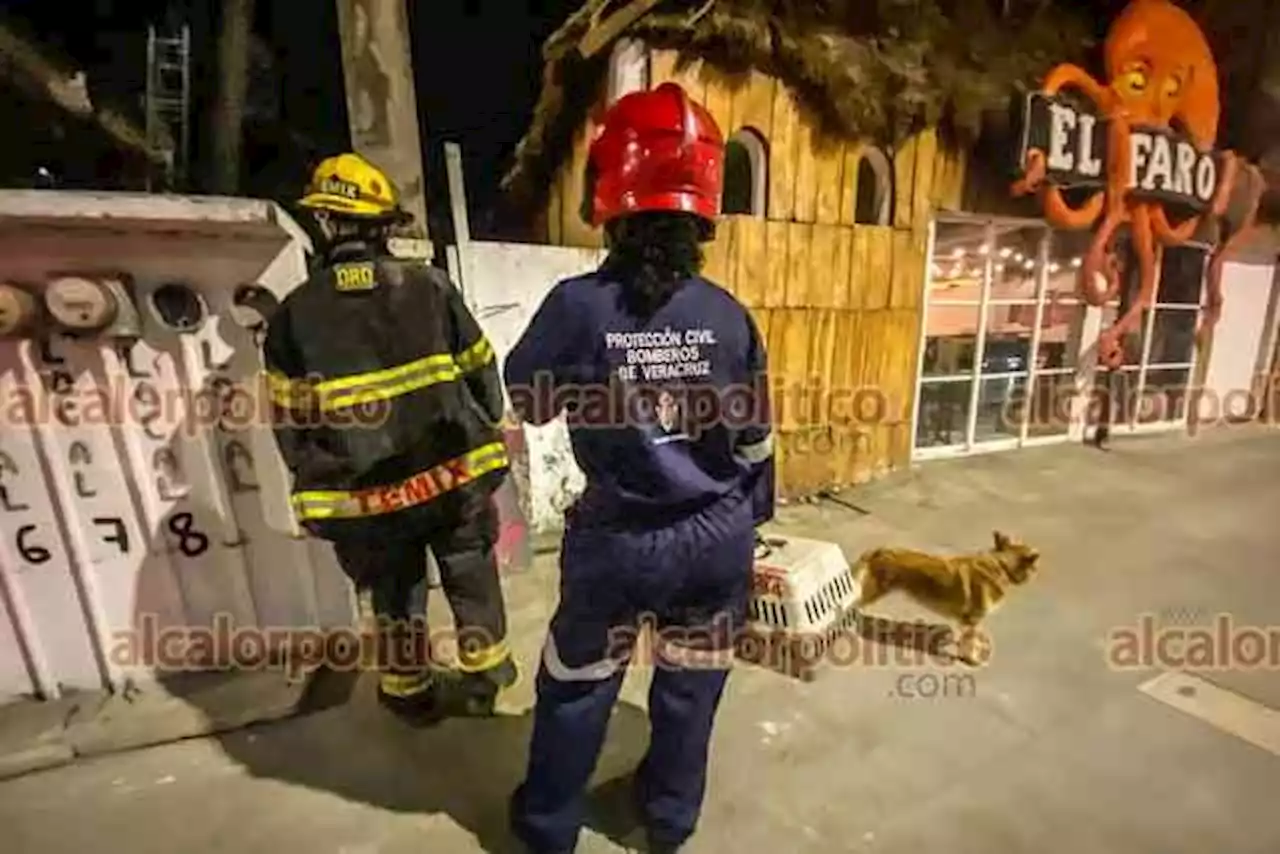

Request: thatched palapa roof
left=501, top=0, right=1097, bottom=212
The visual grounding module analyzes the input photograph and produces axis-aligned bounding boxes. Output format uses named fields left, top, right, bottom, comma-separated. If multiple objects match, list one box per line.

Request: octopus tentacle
left=1099, top=206, right=1160, bottom=369
left=1081, top=111, right=1137, bottom=311
left=1012, top=149, right=1105, bottom=228
left=1011, top=148, right=1047, bottom=197
left=1199, top=162, right=1265, bottom=343
left=1079, top=207, right=1129, bottom=307
left=1210, top=152, right=1241, bottom=217
left=1150, top=206, right=1200, bottom=245
left=1041, top=64, right=1115, bottom=111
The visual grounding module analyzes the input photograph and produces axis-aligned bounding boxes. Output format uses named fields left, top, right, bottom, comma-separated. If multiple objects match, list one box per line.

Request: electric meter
left=44, top=275, right=119, bottom=333
left=0, top=283, right=41, bottom=339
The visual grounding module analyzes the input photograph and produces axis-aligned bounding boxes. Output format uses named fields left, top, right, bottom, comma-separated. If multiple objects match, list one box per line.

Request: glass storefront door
left=913, top=215, right=1093, bottom=458
left=913, top=215, right=1208, bottom=459
left=1096, top=243, right=1208, bottom=433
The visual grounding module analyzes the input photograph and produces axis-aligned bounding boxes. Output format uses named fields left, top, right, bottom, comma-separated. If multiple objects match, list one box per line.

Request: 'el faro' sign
left=1018, top=94, right=1222, bottom=210
left=1008, top=0, right=1262, bottom=371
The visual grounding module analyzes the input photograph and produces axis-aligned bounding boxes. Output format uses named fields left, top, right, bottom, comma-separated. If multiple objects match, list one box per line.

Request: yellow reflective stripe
left=266, top=371, right=312, bottom=409
left=265, top=354, right=467, bottom=413
left=379, top=671, right=432, bottom=697
left=320, top=362, right=460, bottom=410
left=455, top=336, right=495, bottom=374
left=316, top=354, right=456, bottom=394
left=457, top=639, right=512, bottom=673
left=291, top=441, right=509, bottom=520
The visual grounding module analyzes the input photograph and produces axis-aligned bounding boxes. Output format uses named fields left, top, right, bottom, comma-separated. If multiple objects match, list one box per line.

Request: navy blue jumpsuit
left=504, top=271, right=774, bottom=852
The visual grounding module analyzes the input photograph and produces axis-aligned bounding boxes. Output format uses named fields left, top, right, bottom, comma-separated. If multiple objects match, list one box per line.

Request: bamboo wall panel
left=814, top=139, right=846, bottom=226
left=851, top=311, right=875, bottom=483
left=768, top=86, right=800, bottom=222
left=885, top=309, right=920, bottom=468
left=792, top=115, right=819, bottom=224
left=784, top=223, right=811, bottom=307
left=649, top=50, right=681, bottom=88
left=811, top=309, right=840, bottom=490
left=729, top=70, right=776, bottom=139
left=929, top=143, right=951, bottom=209
left=733, top=217, right=768, bottom=307
left=711, top=222, right=930, bottom=496
left=808, top=224, right=840, bottom=308
left=927, top=142, right=970, bottom=211
left=763, top=221, right=789, bottom=308
left=893, top=135, right=918, bottom=230
left=701, top=66, right=735, bottom=135
left=890, top=230, right=929, bottom=310
left=875, top=309, right=900, bottom=477
left=546, top=190, right=563, bottom=245
left=862, top=226, right=895, bottom=310
left=667, top=57, right=707, bottom=104
left=559, top=125, right=602, bottom=248
left=910, top=128, right=939, bottom=231
left=829, top=312, right=863, bottom=486
left=831, top=226, right=854, bottom=311
left=848, top=228, right=869, bottom=309
left=703, top=217, right=737, bottom=291
left=767, top=311, right=796, bottom=431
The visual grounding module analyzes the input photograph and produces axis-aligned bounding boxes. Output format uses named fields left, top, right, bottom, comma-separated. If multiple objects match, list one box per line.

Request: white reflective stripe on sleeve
left=652, top=636, right=737, bottom=671
left=540, top=632, right=625, bottom=683
left=736, top=433, right=774, bottom=463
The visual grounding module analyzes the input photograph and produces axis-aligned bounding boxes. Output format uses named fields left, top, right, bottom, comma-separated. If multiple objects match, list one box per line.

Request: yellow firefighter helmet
left=298, top=153, right=405, bottom=220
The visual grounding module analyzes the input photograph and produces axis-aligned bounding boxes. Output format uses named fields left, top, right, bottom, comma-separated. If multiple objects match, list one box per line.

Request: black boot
left=377, top=672, right=444, bottom=726
left=455, top=655, right=520, bottom=716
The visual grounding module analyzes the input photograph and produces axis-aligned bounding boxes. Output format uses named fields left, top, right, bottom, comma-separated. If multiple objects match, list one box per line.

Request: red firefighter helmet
left=586, top=82, right=725, bottom=228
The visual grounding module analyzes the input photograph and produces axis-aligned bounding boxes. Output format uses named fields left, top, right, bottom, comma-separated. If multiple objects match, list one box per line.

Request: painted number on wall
left=167, top=512, right=210, bottom=558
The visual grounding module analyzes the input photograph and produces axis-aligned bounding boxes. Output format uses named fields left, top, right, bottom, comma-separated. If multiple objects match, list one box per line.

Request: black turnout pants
left=332, top=496, right=509, bottom=689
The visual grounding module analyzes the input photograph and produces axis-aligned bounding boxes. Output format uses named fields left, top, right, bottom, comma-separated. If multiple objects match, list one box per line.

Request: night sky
left=0, top=0, right=581, bottom=238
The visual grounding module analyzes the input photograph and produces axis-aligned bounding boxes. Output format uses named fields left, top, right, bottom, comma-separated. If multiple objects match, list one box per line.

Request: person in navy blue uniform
left=504, top=82, right=775, bottom=854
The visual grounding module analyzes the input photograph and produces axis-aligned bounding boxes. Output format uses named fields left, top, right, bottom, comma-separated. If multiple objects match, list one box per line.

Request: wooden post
left=210, top=0, right=254, bottom=194
left=335, top=0, right=432, bottom=259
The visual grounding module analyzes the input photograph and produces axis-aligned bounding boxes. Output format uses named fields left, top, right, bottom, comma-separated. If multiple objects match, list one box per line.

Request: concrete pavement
left=3, top=426, right=1280, bottom=853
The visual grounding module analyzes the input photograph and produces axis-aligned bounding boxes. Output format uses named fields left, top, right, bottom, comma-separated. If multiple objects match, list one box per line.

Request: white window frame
left=1098, top=243, right=1210, bottom=437
left=911, top=215, right=1212, bottom=462
left=912, top=214, right=1095, bottom=461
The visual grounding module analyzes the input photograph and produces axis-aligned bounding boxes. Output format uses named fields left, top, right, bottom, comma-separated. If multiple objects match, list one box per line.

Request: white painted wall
left=0, top=191, right=355, bottom=703
left=1204, top=261, right=1277, bottom=413
left=460, top=240, right=605, bottom=535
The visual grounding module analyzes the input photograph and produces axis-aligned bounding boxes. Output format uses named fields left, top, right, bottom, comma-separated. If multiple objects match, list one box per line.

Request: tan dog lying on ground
left=852, top=531, right=1042, bottom=665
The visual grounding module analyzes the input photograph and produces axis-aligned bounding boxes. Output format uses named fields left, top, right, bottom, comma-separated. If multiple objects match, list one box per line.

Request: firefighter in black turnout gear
left=264, top=153, right=518, bottom=721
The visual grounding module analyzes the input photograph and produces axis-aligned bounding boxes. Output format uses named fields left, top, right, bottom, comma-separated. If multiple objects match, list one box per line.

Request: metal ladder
left=144, top=23, right=191, bottom=191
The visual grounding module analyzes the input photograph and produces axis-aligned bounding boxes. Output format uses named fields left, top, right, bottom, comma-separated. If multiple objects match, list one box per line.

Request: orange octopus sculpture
left=1013, top=0, right=1264, bottom=369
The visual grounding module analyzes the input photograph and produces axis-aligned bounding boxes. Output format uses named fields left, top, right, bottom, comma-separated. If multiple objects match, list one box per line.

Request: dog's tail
left=851, top=548, right=893, bottom=606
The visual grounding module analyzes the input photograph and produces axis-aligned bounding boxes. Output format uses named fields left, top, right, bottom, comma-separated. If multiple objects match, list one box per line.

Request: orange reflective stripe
left=291, top=442, right=508, bottom=520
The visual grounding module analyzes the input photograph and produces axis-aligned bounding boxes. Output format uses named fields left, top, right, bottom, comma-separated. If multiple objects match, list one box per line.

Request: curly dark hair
left=600, top=211, right=715, bottom=317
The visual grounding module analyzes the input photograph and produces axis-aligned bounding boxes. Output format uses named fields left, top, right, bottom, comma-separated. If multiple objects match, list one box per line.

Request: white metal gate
left=457, top=239, right=605, bottom=536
